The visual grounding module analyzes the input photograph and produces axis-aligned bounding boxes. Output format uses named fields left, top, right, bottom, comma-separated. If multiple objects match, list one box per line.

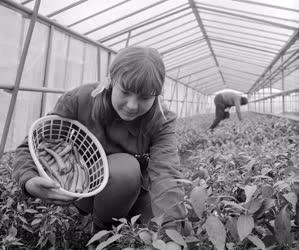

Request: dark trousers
left=210, top=95, right=230, bottom=130
left=75, top=153, right=153, bottom=229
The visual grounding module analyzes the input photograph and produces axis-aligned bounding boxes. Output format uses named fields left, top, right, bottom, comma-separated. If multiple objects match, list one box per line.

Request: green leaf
left=116, top=223, right=125, bottom=233
left=237, top=214, right=254, bottom=241
left=152, top=239, right=167, bottom=250
left=226, top=217, right=239, bottom=242
left=244, top=185, right=257, bottom=203
left=138, top=230, right=152, bottom=244
left=130, top=214, right=141, bottom=226
left=283, top=192, right=297, bottom=212
left=248, top=198, right=263, bottom=214
left=48, top=232, right=56, bottom=246
left=244, top=159, right=256, bottom=172
left=261, top=185, right=273, bottom=198
left=151, top=214, right=164, bottom=227
left=95, top=234, right=123, bottom=250
left=254, top=198, right=275, bottom=219
left=22, top=224, right=33, bottom=233
left=86, top=230, right=111, bottom=246
left=273, top=180, right=290, bottom=191
left=204, top=215, right=226, bottom=250
left=222, top=201, right=247, bottom=211
left=31, top=218, right=42, bottom=226
left=247, top=234, right=265, bottom=250
left=8, top=225, right=18, bottom=238
left=261, top=167, right=272, bottom=176
left=117, top=218, right=128, bottom=224
left=25, top=208, right=38, bottom=214
left=274, top=205, right=292, bottom=246
left=18, top=215, right=28, bottom=224
left=190, top=186, right=208, bottom=218
left=165, top=229, right=186, bottom=247
left=10, top=241, right=23, bottom=246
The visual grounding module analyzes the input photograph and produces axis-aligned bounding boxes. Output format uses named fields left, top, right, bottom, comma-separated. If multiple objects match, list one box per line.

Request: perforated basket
left=28, top=115, right=109, bottom=198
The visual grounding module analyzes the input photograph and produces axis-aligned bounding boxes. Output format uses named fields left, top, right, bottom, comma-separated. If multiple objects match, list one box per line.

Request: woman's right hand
left=25, top=176, right=76, bottom=205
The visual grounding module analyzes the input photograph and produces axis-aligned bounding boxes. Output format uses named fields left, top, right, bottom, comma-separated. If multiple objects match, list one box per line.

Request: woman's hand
left=25, top=176, right=76, bottom=205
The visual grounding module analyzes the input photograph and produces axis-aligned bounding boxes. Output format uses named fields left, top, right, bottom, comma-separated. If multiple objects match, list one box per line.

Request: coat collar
left=113, top=116, right=140, bottom=136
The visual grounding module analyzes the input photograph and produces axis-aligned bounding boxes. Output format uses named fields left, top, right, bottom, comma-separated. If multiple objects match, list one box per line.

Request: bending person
left=210, top=90, right=248, bottom=130
left=12, top=47, right=186, bottom=246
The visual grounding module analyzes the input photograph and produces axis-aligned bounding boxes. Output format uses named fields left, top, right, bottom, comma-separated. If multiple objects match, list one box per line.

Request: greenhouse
left=0, top=0, right=298, bottom=249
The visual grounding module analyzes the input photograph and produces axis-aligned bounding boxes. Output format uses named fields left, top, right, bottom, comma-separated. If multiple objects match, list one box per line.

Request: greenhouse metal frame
left=0, top=0, right=298, bottom=156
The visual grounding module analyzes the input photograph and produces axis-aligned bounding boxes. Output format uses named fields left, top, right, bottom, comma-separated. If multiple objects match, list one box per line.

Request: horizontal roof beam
left=202, top=17, right=291, bottom=38
left=210, top=37, right=277, bottom=54
left=197, top=2, right=299, bottom=24
left=205, top=25, right=287, bottom=44
left=161, top=37, right=206, bottom=55
left=189, top=0, right=226, bottom=86
left=217, top=55, right=267, bottom=68
left=84, top=0, right=172, bottom=35
left=166, top=54, right=212, bottom=71
left=109, top=18, right=195, bottom=47
left=178, top=66, right=216, bottom=79
left=98, top=5, right=190, bottom=42
left=232, top=0, right=299, bottom=13
left=47, top=0, right=87, bottom=18
left=68, top=0, right=132, bottom=28
left=219, top=66, right=260, bottom=76
left=196, top=5, right=297, bottom=30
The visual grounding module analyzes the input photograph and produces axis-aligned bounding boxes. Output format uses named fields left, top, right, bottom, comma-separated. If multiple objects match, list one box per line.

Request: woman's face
left=111, top=84, right=156, bottom=121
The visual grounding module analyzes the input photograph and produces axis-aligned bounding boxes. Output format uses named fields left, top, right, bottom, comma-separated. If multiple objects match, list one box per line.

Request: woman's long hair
left=92, top=46, right=166, bottom=135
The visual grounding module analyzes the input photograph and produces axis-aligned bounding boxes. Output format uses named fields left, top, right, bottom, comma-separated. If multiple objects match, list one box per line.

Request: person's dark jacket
left=12, top=83, right=186, bottom=224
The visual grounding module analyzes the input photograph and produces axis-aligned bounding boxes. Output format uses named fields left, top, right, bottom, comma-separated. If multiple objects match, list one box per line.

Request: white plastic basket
left=28, top=115, right=109, bottom=198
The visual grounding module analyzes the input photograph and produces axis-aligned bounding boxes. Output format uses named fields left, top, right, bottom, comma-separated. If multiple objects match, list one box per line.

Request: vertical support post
left=203, top=94, right=205, bottom=113
left=196, top=92, right=200, bottom=115
left=125, top=31, right=131, bottom=47
left=189, top=91, right=195, bottom=117
left=185, top=87, right=188, bottom=118
left=281, top=56, right=285, bottom=113
left=205, top=95, right=207, bottom=113
left=176, top=82, right=178, bottom=114
left=0, top=0, right=41, bottom=157
left=269, top=69, right=272, bottom=113
left=80, top=42, right=87, bottom=85
left=180, top=85, right=188, bottom=118
left=291, top=93, right=295, bottom=112
left=204, top=95, right=206, bottom=113
left=202, top=94, right=205, bottom=113
left=168, top=82, right=178, bottom=111
left=254, top=92, right=256, bottom=112
left=247, top=93, right=249, bottom=112
left=97, top=47, right=101, bottom=82
left=63, top=35, right=71, bottom=87
left=40, top=25, right=54, bottom=117
left=258, top=92, right=261, bottom=112
left=106, top=52, right=111, bottom=76
left=262, top=86, right=265, bottom=113
left=168, top=68, right=180, bottom=110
